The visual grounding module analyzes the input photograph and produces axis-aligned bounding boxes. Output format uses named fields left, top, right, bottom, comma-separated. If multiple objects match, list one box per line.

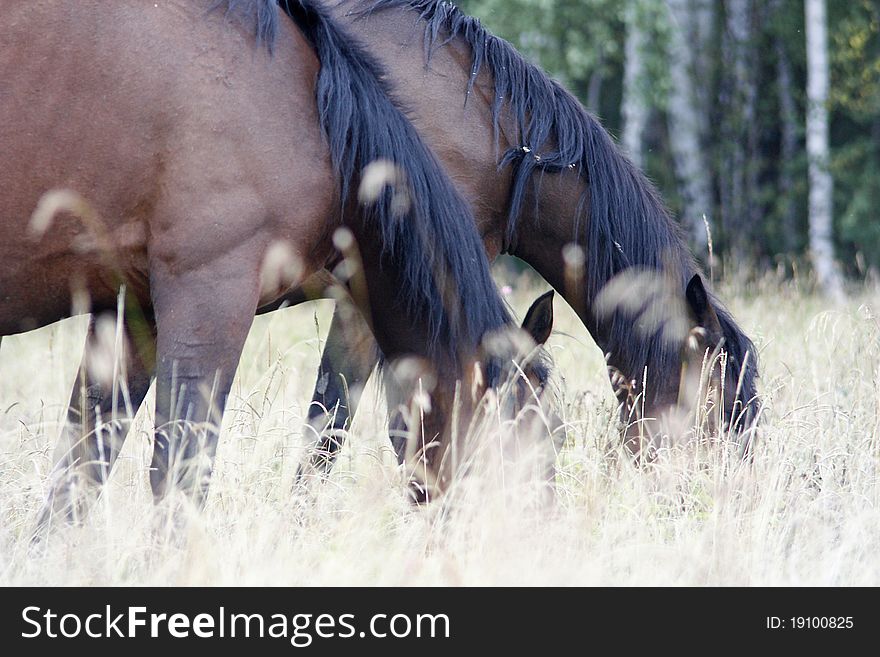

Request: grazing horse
left=282, top=0, right=761, bottom=476
left=0, top=0, right=548, bottom=529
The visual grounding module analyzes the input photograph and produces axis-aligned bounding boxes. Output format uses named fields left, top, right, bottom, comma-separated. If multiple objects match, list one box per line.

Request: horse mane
left=359, top=0, right=758, bottom=415
left=214, top=0, right=522, bottom=375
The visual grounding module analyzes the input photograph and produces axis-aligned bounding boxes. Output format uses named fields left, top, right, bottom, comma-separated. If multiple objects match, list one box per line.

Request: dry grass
left=1, top=270, right=879, bottom=586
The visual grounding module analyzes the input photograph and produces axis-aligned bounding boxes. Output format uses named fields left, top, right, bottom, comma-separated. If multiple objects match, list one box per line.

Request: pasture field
left=1, top=269, right=878, bottom=586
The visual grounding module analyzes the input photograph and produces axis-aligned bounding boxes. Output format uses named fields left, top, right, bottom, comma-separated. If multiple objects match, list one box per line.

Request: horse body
left=320, top=0, right=682, bottom=387
left=294, top=0, right=760, bottom=474
left=2, top=0, right=538, bottom=527
left=1, top=1, right=336, bottom=337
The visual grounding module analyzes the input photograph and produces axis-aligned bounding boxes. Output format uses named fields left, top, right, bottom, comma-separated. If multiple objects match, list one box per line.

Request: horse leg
left=148, top=262, right=259, bottom=506
left=32, top=311, right=156, bottom=536
left=296, top=293, right=378, bottom=480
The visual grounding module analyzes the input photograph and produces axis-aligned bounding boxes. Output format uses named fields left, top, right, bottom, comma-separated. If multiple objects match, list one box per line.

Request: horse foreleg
left=32, top=311, right=156, bottom=537
left=296, top=294, right=379, bottom=481
left=148, top=264, right=259, bottom=506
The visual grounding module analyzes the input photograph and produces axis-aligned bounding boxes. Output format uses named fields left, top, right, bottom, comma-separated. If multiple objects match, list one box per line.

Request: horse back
left=0, top=1, right=335, bottom=335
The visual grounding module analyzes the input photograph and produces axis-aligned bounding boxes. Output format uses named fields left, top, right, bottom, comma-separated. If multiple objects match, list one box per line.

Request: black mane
left=215, top=0, right=521, bottom=374
left=359, top=0, right=759, bottom=418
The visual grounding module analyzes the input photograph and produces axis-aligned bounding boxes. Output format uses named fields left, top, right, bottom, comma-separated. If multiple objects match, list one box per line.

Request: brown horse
left=282, top=0, right=762, bottom=476
left=0, top=0, right=549, bottom=530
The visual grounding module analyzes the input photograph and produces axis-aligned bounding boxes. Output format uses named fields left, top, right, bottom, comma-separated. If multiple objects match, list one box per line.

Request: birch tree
left=622, top=1, right=648, bottom=168
left=719, top=0, right=759, bottom=259
left=805, top=0, right=845, bottom=299
left=665, top=0, right=713, bottom=253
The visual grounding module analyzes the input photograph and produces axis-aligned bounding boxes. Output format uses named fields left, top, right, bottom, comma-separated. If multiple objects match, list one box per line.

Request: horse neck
left=509, top=172, right=601, bottom=327
left=511, top=172, right=680, bottom=407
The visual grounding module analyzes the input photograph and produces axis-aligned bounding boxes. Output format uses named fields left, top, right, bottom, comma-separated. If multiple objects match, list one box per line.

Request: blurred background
left=461, top=0, right=879, bottom=294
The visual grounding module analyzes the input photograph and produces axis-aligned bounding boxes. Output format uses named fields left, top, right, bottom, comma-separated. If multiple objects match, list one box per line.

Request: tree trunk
left=622, top=2, right=648, bottom=167
left=665, top=0, right=713, bottom=254
left=692, top=0, right=715, bottom=101
left=775, top=29, right=800, bottom=255
left=586, top=50, right=605, bottom=117
left=805, top=0, right=845, bottom=299
left=719, top=0, right=759, bottom=261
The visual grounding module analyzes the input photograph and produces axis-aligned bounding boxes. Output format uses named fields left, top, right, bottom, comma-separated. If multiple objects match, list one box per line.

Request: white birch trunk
left=622, top=1, right=648, bottom=168
left=719, top=0, right=758, bottom=259
left=805, top=0, right=845, bottom=300
left=665, top=0, right=712, bottom=253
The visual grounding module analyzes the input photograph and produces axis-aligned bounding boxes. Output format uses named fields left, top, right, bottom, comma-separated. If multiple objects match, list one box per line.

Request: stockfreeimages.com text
left=21, top=606, right=450, bottom=646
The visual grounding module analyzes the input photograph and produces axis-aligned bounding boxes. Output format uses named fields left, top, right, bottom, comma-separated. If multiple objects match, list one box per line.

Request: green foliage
left=830, top=0, right=880, bottom=272
left=459, top=0, right=626, bottom=124
left=830, top=0, right=880, bottom=120
left=837, top=141, right=880, bottom=272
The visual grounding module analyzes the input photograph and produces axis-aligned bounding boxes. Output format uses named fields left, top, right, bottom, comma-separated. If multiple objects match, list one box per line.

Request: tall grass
left=1, top=271, right=878, bottom=585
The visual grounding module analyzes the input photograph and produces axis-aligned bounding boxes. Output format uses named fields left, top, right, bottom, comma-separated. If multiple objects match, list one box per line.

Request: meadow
left=1, top=267, right=878, bottom=586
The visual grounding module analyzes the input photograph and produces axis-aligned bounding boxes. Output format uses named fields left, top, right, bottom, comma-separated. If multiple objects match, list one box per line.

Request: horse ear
left=521, top=290, right=554, bottom=346
left=685, top=275, right=721, bottom=335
